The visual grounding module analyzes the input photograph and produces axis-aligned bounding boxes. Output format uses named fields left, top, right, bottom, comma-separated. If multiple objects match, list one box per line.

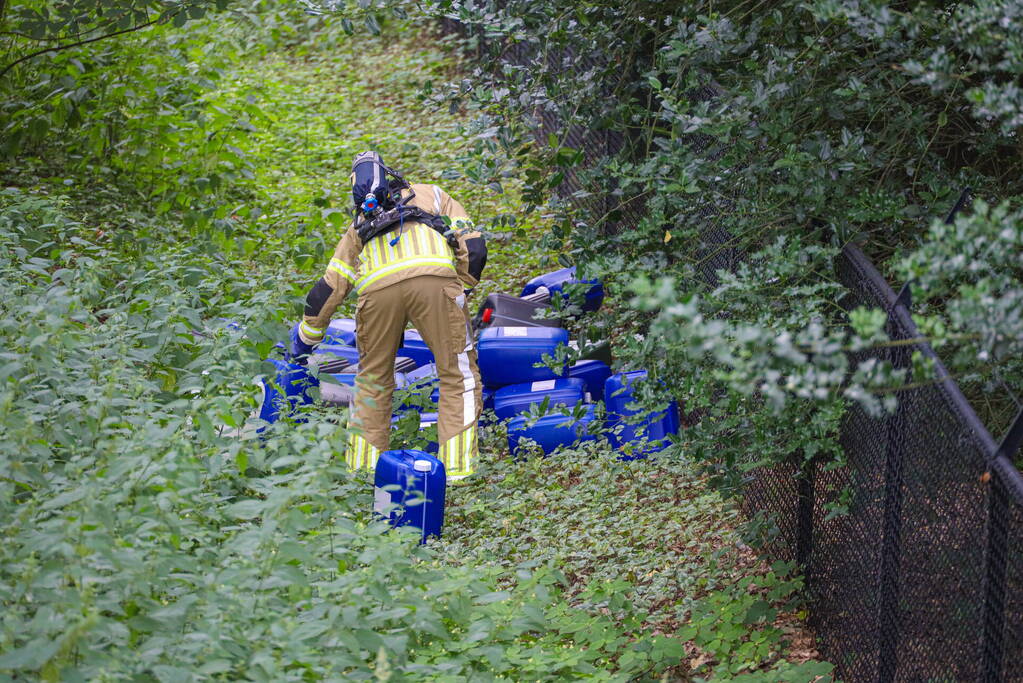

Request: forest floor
left=0, top=10, right=832, bottom=681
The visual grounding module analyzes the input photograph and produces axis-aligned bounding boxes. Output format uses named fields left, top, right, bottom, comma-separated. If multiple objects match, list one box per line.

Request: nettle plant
left=0, top=187, right=690, bottom=679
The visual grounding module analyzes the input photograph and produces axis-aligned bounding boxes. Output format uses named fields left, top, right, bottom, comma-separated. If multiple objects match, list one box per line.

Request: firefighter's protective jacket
left=298, top=183, right=486, bottom=345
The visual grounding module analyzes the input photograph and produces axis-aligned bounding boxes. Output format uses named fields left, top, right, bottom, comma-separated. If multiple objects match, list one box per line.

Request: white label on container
left=373, top=486, right=391, bottom=515
left=531, top=379, right=557, bottom=392
left=503, top=327, right=528, bottom=337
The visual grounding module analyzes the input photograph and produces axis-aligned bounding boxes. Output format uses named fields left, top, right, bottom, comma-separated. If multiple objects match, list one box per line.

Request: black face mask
left=351, top=151, right=393, bottom=213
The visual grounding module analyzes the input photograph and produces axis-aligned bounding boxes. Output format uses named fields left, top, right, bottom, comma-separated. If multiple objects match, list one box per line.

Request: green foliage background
left=428, top=0, right=1023, bottom=485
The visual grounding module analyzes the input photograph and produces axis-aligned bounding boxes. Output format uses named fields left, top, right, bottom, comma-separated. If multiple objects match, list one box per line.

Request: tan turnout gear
left=345, top=275, right=482, bottom=477
left=299, top=175, right=487, bottom=479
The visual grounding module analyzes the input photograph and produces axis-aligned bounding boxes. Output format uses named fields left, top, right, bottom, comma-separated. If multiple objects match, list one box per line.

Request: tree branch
left=0, top=9, right=179, bottom=82
left=0, top=18, right=121, bottom=43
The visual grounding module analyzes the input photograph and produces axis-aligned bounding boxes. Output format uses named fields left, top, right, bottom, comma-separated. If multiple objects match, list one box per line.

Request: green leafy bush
left=425, top=0, right=1023, bottom=476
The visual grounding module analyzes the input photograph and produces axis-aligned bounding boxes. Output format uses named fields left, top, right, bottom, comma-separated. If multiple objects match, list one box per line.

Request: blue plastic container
left=325, top=370, right=408, bottom=391
left=312, top=343, right=359, bottom=370
left=399, top=364, right=493, bottom=418
left=493, top=377, right=586, bottom=420
left=373, top=450, right=446, bottom=543
left=568, top=359, right=612, bottom=400
left=326, top=371, right=357, bottom=387
left=325, top=318, right=357, bottom=346
left=507, top=404, right=600, bottom=456
left=397, top=329, right=434, bottom=367
left=520, top=266, right=604, bottom=313
left=258, top=359, right=317, bottom=427
left=405, top=362, right=439, bottom=385
left=604, top=371, right=680, bottom=459
left=477, top=326, right=570, bottom=388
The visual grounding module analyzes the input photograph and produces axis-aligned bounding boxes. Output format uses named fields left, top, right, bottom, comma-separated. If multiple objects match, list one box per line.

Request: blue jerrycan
left=604, top=371, right=680, bottom=459
left=520, top=266, right=604, bottom=313
left=312, top=343, right=359, bottom=373
left=325, top=318, right=357, bottom=346
left=374, top=450, right=446, bottom=543
left=397, top=329, right=435, bottom=367
left=258, top=359, right=318, bottom=428
left=568, top=359, right=612, bottom=400
left=477, top=326, right=570, bottom=388
left=400, top=362, right=441, bottom=412
left=507, top=404, right=600, bottom=456
left=493, top=377, right=587, bottom=420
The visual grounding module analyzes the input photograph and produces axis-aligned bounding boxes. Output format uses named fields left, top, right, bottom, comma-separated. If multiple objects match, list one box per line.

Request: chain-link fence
left=742, top=244, right=1023, bottom=682
left=442, top=15, right=1023, bottom=681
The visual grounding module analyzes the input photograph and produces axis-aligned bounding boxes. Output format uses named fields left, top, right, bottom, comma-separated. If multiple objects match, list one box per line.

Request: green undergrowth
left=434, top=439, right=835, bottom=681
left=2, top=3, right=832, bottom=680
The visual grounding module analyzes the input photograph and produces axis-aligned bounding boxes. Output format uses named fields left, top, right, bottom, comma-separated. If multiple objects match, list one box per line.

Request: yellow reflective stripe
left=393, top=230, right=406, bottom=259
left=418, top=226, right=433, bottom=253
left=345, top=432, right=379, bottom=470
left=328, top=258, right=357, bottom=284
left=345, top=432, right=359, bottom=469
left=430, top=227, right=446, bottom=253
left=300, top=321, right=324, bottom=340
left=459, top=430, right=466, bottom=474
left=364, top=438, right=374, bottom=469
left=440, top=426, right=476, bottom=477
left=355, top=256, right=455, bottom=292
left=368, top=237, right=379, bottom=269
left=410, top=225, right=423, bottom=253
left=361, top=240, right=375, bottom=272
left=359, top=241, right=373, bottom=272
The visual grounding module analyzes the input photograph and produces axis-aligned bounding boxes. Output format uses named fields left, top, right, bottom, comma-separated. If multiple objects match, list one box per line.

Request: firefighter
left=290, top=152, right=487, bottom=479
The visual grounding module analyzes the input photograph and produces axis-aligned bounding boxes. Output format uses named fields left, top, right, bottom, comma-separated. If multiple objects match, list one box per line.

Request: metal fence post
left=982, top=469, right=1010, bottom=683
left=796, top=456, right=816, bottom=579
left=877, top=283, right=912, bottom=683
left=981, top=409, right=1023, bottom=682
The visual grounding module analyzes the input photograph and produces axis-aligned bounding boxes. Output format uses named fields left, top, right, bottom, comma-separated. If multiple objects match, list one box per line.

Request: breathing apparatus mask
left=351, top=151, right=411, bottom=217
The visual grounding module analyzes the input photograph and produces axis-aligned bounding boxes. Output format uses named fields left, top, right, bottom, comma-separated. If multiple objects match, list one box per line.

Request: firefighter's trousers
left=345, top=275, right=483, bottom=478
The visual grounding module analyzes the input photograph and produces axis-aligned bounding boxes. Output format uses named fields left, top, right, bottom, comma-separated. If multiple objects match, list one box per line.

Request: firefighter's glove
left=288, top=323, right=315, bottom=366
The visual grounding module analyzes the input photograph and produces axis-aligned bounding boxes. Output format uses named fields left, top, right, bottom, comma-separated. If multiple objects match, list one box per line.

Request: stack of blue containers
left=471, top=268, right=609, bottom=458
left=501, top=371, right=680, bottom=459
left=255, top=266, right=682, bottom=543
